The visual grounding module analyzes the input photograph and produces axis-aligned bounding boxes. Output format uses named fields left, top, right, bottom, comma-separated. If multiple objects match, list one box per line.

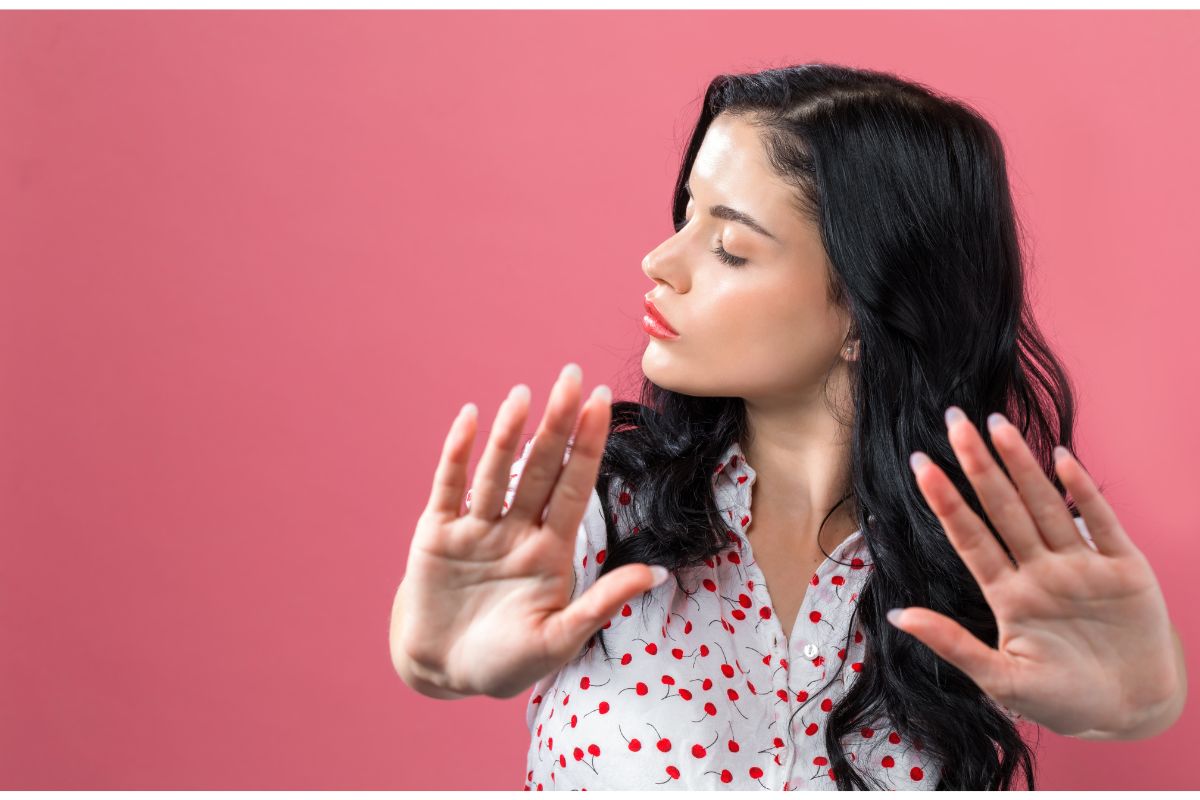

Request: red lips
left=644, top=298, right=679, bottom=336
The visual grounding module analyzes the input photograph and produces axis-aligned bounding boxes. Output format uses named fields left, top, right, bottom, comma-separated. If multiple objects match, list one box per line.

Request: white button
left=803, top=643, right=819, bottom=659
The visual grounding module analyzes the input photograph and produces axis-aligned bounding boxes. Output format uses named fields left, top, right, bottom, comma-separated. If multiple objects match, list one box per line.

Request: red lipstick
left=643, top=298, right=680, bottom=339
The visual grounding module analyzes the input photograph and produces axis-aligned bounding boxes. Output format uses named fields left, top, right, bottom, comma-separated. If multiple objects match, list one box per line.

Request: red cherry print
left=731, top=609, right=746, bottom=621
left=661, top=674, right=675, bottom=686
left=828, top=768, right=837, bottom=781
left=738, top=593, right=752, bottom=608
left=528, top=770, right=534, bottom=781
left=727, top=688, right=739, bottom=701
left=749, top=766, right=763, bottom=779
left=805, top=722, right=819, bottom=736
left=780, top=658, right=788, bottom=670
left=821, top=697, right=833, bottom=712
left=704, top=702, right=717, bottom=716
left=736, top=658, right=744, bottom=671
left=582, top=555, right=588, bottom=568
left=811, top=574, right=819, bottom=586
left=562, top=693, right=570, bottom=705
left=720, top=770, right=733, bottom=783
left=747, top=680, right=757, bottom=694
left=759, top=606, right=772, bottom=619
left=881, top=755, right=895, bottom=768
left=832, top=575, right=845, bottom=586
left=671, top=647, right=684, bottom=659
left=813, top=655, right=825, bottom=667
left=636, top=682, right=648, bottom=696
left=783, top=780, right=790, bottom=790
left=580, top=676, right=590, bottom=689
left=657, top=738, right=672, bottom=752
left=762, top=654, right=771, bottom=665
left=598, top=701, right=609, bottom=714
left=596, top=549, right=606, bottom=564
left=854, top=629, right=864, bottom=643
left=536, top=784, right=542, bottom=790
left=773, top=753, right=783, bottom=766
left=862, top=726, right=874, bottom=738
left=837, top=648, right=846, bottom=660
left=813, top=756, right=828, bottom=766
left=796, top=690, right=808, bottom=702
left=570, top=714, right=578, bottom=728
left=620, top=604, right=632, bottom=617
left=684, top=620, right=693, bottom=634
left=809, top=610, right=822, bottom=623
left=851, top=662, right=863, bottom=672
left=559, top=754, right=567, bottom=768
left=776, top=689, right=787, bottom=701
left=728, top=551, right=741, bottom=564
left=645, top=642, right=657, bottom=655
left=588, top=744, right=600, bottom=757
left=691, top=744, right=706, bottom=758
left=618, top=490, right=631, bottom=505
left=532, top=694, right=542, bottom=705
left=888, top=731, right=902, bottom=744
left=620, top=652, right=632, bottom=665
left=602, top=620, right=611, bottom=629
left=740, top=514, right=750, bottom=527
left=548, top=736, right=554, bottom=749
left=702, top=677, right=713, bottom=690
left=703, top=556, right=715, bottom=569
left=773, top=736, right=784, bottom=748
left=720, top=663, right=735, bottom=678
left=629, top=739, right=641, bottom=752
left=573, top=747, right=584, bottom=761
left=911, top=766, right=924, bottom=781
left=702, top=578, right=717, bottom=592
left=850, top=557, right=865, bottom=569
left=678, top=688, right=692, bottom=700
left=728, top=739, right=740, bottom=753
left=537, top=723, right=542, bottom=736
left=666, top=765, right=680, bottom=779
left=699, top=644, right=709, bottom=657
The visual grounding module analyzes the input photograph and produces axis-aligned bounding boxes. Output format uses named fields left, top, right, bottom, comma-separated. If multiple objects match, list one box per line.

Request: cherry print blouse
left=467, top=436, right=1096, bottom=791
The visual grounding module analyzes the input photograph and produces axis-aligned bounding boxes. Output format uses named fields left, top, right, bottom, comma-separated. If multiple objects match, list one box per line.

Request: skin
left=640, top=111, right=861, bottom=563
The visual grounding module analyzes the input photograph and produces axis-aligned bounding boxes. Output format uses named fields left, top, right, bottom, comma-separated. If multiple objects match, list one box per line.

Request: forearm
left=1074, top=621, right=1187, bottom=741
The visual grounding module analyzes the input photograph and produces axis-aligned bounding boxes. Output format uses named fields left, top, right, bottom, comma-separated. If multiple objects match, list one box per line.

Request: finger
left=425, top=402, right=479, bottom=519
left=507, top=363, right=585, bottom=524
left=543, top=563, right=669, bottom=663
left=986, top=413, right=1090, bottom=553
left=465, top=383, right=532, bottom=521
left=887, top=606, right=1012, bottom=704
left=910, top=452, right=1016, bottom=587
left=1053, top=446, right=1134, bottom=558
left=944, top=406, right=1044, bottom=564
left=542, top=384, right=612, bottom=540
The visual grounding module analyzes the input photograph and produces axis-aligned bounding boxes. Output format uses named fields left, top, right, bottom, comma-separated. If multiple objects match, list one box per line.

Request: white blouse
left=468, top=436, right=1094, bottom=790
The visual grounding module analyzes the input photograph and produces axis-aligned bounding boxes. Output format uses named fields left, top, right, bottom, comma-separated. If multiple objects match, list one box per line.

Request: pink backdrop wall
left=1, top=9, right=1196, bottom=790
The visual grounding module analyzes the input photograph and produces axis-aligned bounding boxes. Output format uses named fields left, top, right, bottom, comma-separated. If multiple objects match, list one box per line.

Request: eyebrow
left=684, top=179, right=779, bottom=242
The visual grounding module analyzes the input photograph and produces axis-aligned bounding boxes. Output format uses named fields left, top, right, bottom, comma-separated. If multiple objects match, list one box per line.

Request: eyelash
left=675, top=209, right=749, bottom=268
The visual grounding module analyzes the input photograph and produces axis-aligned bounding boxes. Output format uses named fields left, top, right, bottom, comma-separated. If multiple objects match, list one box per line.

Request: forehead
left=688, top=115, right=806, bottom=245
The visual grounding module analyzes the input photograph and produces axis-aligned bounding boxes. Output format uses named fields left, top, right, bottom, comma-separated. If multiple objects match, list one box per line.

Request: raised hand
left=893, top=407, right=1186, bottom=740
left=394, top=363, right=668, bottom=700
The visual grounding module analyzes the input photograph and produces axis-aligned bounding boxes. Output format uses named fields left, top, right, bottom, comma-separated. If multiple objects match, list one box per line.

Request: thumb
left=546, top=564, right=670, bottom=661
left=887, top=606, right=1010, bottom=700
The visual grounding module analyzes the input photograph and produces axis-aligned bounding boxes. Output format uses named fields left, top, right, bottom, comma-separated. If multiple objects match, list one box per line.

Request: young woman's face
left=641, top=113, right=854, bottom=404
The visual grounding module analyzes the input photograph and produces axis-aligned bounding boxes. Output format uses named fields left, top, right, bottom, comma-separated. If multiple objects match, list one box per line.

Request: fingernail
left=987, top=412, right=1008, bottom=432
left=508, top=384, right=530, bottom=403
left=909, top=451, right=930, bottom=473
left=593, top=384, right=612, bottom=403
left=944, top=406, right=966, bottom=429
left=1054, top=445, right=1070, bottom=464
left=560, top=363, right=582, bottom=384
left=649, top=565, right=670, bottom=586
left=886, top=608, right=905, bottom=626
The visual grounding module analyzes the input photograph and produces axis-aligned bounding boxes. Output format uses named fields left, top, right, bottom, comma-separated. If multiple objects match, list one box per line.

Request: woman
left=391, top=63, right=1186, bottom=790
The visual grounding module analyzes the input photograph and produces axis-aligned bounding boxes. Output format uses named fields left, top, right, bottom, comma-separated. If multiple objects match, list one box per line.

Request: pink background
left=1, top=9, right=1197, bottom=790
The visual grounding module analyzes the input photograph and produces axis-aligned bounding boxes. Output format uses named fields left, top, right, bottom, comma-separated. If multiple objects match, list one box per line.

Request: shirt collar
left=711, top=438, right=865, bottom=554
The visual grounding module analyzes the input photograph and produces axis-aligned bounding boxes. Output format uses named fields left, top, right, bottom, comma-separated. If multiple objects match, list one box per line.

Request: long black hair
left=581, top=63, right=1107, bottom=790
